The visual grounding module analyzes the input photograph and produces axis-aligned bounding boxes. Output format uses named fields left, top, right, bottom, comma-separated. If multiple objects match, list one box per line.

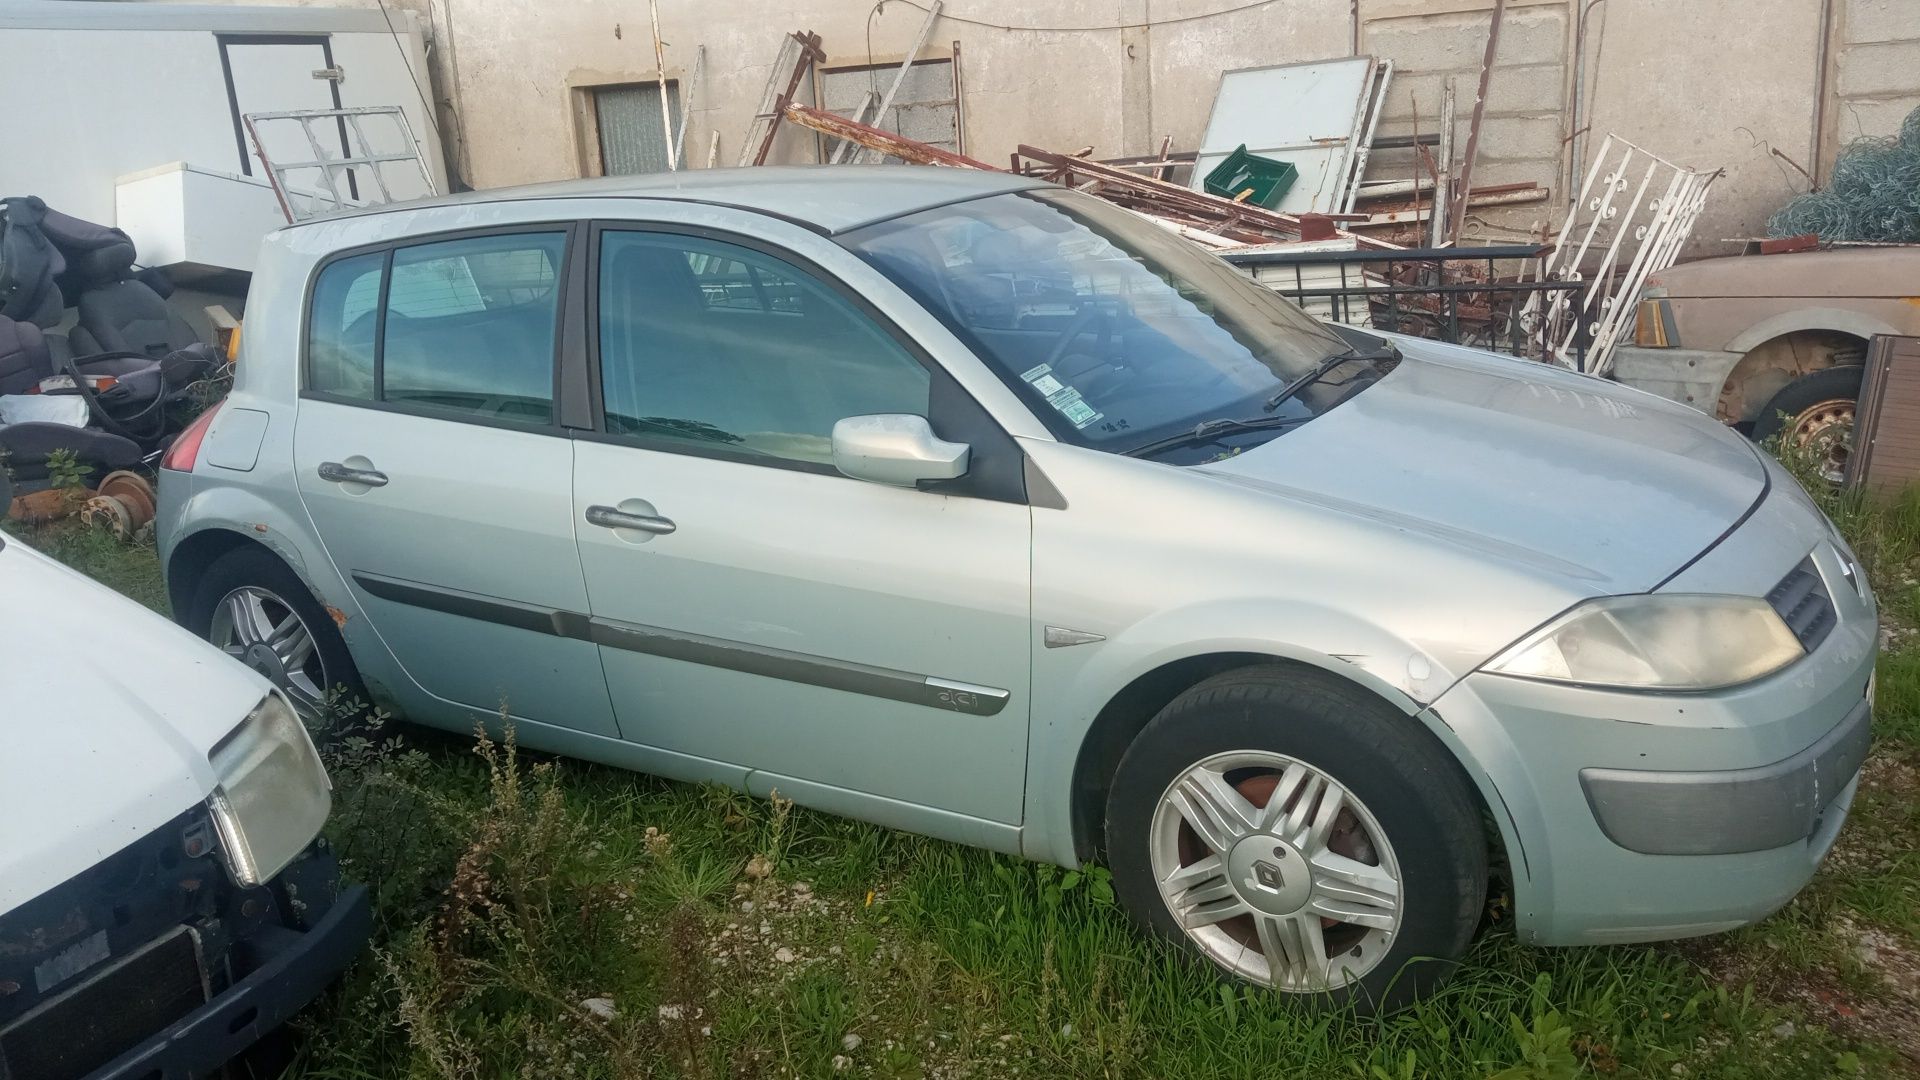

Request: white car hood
left=0, top=535, right=267, bottom=917
left=1197, top=338, right=1767, bottom=593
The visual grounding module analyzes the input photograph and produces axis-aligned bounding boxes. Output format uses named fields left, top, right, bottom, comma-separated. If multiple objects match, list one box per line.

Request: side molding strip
left=351, top=572, right=1010, bottom=717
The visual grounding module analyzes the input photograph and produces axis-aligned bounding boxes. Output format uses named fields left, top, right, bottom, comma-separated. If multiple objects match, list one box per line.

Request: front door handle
left=585, top=504, right=676, bottom=535
left=318, top=461, right=389, bottom=487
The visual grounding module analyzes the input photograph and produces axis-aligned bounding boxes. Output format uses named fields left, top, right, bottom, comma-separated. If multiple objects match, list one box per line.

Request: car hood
left=0, top=536, right=266, bottom=918
left=1196, top=336, right=1767, bottom=593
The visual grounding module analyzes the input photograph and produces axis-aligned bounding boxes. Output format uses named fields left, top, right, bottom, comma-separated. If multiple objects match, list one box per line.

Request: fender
left=1723, top=307, right=1895, bottom=356
left=1017, top=596, right=1533, bottom=897
left=163, top=481, right=418, bottom=713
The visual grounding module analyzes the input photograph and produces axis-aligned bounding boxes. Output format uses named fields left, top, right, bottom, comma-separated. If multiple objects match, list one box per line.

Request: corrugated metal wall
left=596, top=82, right=683, bottom=175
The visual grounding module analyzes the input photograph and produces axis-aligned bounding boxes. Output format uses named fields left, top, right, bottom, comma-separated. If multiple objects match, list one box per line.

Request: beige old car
left=1611, top=247, right=1920, bottom=481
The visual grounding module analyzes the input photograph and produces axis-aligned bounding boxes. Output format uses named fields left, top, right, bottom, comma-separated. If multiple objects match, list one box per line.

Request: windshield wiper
left=1124, top=415, right=1310, bottom=459
left=1262, top=341, right=1401, bottom=413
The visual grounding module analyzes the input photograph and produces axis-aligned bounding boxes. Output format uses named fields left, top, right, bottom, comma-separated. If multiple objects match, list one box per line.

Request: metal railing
left=1220, top=244, right=1591, bottom=367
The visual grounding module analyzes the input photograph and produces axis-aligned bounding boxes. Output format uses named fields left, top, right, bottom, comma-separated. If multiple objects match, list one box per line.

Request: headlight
left=1485, top=594, right=1803, bottom=691
left=207, top=693, right=332, bottom=886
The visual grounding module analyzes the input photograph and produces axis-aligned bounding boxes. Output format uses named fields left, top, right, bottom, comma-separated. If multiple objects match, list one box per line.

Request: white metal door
left=220, top=37, right=346, bottom=183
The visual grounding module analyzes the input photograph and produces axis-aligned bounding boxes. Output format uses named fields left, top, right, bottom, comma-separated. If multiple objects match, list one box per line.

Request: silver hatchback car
left=157, top=168, right=1875, bottom=1009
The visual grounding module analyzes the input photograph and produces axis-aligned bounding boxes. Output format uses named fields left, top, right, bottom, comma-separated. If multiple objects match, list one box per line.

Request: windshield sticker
left=1057, top=395, right=1103, bottom=428
left=1020, top=363, right=1105, bottom=429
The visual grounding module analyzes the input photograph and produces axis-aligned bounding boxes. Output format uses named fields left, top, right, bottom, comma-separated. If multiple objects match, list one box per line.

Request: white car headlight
left=1485, top=593, right=1804, bottom=691
left=207, top=693, right=332, bottom=886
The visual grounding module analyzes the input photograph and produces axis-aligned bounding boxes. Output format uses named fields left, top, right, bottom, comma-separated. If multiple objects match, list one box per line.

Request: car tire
left=1105, top=664, right=1486, bottom=1013
left=186, top=544, right=365, bottom=739
left=1752, top=365, right=1863, bottom=483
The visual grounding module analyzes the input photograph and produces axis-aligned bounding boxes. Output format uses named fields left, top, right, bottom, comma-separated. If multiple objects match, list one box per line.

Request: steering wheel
left=1040, top=301, right=1117, bottom=378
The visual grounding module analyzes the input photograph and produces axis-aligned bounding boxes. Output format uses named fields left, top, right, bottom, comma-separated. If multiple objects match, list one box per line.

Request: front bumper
left=1581, top=693, right=1870, bottom=856
left=1429, top=526, right=1878, bottom=945
left=89, top=879, right=370, bottom=1080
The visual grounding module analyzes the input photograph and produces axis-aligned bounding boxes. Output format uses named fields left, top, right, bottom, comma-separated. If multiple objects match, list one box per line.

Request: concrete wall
left=1361, top=0, right=1569, bottom=243
left=1580, top=0, right=1827, bottom=250
left=1828, top=0, right=1920, bottom=154
left=135, top=0, right=1920, bottom=259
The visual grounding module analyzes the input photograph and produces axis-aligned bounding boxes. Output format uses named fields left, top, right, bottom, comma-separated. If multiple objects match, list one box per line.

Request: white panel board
left=116, top=163, right=289, bottom=273
left=1192, top=57, right=1376, bottom=215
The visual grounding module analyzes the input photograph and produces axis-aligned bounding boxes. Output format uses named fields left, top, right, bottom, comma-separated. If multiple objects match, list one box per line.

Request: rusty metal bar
left=1447, top=0, right=1506, bottom=241
left=783, top=102, right=996, bottom=169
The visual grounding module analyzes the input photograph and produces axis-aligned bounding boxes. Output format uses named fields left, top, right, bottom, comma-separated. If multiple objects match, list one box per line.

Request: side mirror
left=831, top=414, right=970, bottom=487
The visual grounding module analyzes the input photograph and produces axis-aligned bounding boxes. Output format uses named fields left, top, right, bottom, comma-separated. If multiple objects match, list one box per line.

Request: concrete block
left=1467, top=158, right=1560, bottom=191
left=1486, top=63, right=1566, bottom=115
left=1837, top=39, right=1920, bottom=97
left=1380, top=65, right=1565, bottom=124
left=1845, top=0, right=1920, bottom=45
left=1478, top=115, right=1564, bottom=160
left=1365, top=6, right=1565, bottom=74
left=1836, top=93, right=1920, bottom=140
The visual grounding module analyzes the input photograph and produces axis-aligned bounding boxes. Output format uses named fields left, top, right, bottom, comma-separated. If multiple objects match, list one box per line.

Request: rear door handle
left=585, top=504, right=676, bottom=535
left=318, top=461, right=389, bottom=487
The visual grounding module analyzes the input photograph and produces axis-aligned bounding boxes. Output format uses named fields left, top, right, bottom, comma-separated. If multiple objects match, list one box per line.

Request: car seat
left=0, top=197, right=65, bottom=329
left=0, top=313, right=143, bottom=483
left=33, top=204, right=199, bottom=358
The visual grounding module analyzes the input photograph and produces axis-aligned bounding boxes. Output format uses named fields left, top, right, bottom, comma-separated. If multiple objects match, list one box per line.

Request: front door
left=292, top=226, right=619, bottom=736
left=570, top=225, right=1032, bottom=823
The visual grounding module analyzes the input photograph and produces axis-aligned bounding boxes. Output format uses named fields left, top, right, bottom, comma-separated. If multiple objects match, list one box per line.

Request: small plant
left=45, top=448, right=87, bottom=498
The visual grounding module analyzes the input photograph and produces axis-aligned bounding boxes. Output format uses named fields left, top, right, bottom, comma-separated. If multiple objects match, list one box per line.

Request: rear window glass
left=305, top=232, right=567, bottom=426
left=306, top=252, right=383, bottom=399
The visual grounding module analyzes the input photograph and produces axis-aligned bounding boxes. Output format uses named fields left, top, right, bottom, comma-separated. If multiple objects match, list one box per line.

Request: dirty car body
left=0, top=531, right=366, bottom=1080
left=157, top=167, right=1873, bottom=1003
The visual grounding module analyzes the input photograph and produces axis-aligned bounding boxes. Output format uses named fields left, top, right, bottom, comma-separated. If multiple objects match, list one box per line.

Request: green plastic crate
left=1202, top=145, right=1298, bottom=209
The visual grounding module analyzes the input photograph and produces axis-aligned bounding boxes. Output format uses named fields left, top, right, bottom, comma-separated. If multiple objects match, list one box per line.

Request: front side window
left=597, top=231, right=930, bottom=466
left=843, top=189, right=1372, bottom=454
left=305, top=231, right=566, bottom=426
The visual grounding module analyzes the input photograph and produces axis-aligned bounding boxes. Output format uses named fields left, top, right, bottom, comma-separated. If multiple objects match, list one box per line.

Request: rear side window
left=306, top=252, right=383, bottom=399
left=304, top=231, right=568, bottom=426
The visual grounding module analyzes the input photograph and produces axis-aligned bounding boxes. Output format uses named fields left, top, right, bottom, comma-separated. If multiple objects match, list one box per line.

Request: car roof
left=300, top=165, right=1047, bottom=236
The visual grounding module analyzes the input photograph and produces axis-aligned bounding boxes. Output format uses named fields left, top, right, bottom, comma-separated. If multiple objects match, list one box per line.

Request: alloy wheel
left=210, top=585, right=329, bottom=724
left=1149, top=750, right=1402, bottom=991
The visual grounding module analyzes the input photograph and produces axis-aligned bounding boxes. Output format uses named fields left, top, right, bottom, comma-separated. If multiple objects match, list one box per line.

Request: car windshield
left=842, top=188, right=1377, bottom=455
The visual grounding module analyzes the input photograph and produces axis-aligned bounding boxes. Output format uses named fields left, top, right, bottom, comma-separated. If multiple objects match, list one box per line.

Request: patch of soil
left=1682, top=918, right=1920, bottom=1072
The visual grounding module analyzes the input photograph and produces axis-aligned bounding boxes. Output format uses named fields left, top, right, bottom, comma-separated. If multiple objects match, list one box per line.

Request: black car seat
left=0, top=197, right=65, bottom=329
left=0, top=315, right=52, bottom=396
left=34, top=206, right=200, bottom=359
left=0, top=313, right=143, bottom=483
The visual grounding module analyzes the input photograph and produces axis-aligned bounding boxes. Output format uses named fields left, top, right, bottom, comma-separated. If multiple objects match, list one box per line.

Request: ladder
left=738, top=31, right=825, bottom=167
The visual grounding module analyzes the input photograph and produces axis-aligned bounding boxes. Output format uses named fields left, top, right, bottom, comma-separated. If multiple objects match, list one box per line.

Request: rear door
left=292, top=225, right=619, bottom=736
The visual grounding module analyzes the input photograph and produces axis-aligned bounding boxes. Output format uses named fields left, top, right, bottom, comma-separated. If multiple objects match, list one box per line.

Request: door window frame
left=576, top=219, right=1028, bottom=504
left=299, top=222, right=580, bottom=437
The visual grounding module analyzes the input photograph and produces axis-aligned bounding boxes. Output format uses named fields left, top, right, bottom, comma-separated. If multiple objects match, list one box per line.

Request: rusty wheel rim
left=1786, top=398, right=1856, bottom=485
left=1148, top=751, right=1401, bottom=992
